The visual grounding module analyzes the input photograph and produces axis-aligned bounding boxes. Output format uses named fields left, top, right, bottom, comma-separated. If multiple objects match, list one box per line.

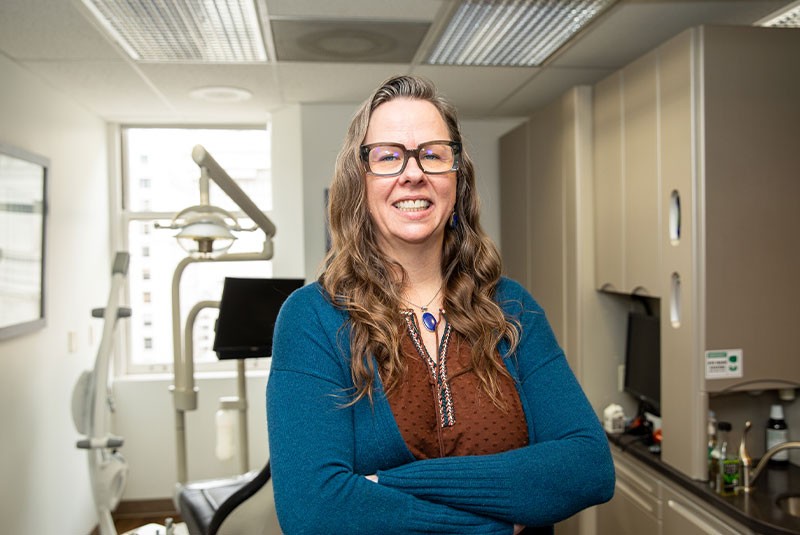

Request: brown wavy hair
left=320, top=74, right=519, bottom=404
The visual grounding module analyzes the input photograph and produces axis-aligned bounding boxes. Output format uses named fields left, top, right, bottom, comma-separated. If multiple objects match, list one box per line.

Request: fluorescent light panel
left=758, top=0, right=800, bottom=28
left=427, top=0, right=615, bottom=67
left=80, top=0, right=267, bottom=62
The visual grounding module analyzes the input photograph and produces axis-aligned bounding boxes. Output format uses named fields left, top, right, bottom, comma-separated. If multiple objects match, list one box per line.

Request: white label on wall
left=705, top=349, right=743, bottom=379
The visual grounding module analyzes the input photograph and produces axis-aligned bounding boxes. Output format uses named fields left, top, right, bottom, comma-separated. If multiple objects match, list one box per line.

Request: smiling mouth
left=394, top=199, right=431, bottom=211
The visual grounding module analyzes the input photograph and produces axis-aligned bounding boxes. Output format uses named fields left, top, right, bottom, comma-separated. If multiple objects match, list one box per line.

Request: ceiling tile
left=0, top=0, right=121, bottom=60
left=21, top=60, right=172, bottom=120
left=493, top=66, right=613, bottom=116
left=411, top=65, right=538, bottom=117
left=265, top=0, right=444, bottom=21
left=276, top=62, right=404, bottom=104
left=272, top=19, right=430, bottom=63
left=137, top=63, right=282, bottom=120
left=552, top=1, right=791, bottom=69
left=2, top=0, right=795, bottom=123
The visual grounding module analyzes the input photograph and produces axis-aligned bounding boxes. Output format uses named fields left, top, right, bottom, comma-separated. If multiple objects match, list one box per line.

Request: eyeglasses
left=360, top=140, right=462, bottom=177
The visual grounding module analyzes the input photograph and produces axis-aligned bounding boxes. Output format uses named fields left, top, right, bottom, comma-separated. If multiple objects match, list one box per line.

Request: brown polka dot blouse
left=383, top=312, right=529, bottom=459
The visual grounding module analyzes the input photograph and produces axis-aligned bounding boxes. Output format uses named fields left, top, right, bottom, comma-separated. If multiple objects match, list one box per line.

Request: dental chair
left=174, top=277, right=303, bottom=535
left=178, top=461, right=277, bottom=535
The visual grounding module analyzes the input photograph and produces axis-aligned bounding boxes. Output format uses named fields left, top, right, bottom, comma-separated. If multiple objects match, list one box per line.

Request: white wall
left=299, top=104, right=359, bottom=281
left=461, top=118, right=526, bottom=249
left=0, top=54, right=110, bottom=534
left=113, top=372, right=271, bottom=498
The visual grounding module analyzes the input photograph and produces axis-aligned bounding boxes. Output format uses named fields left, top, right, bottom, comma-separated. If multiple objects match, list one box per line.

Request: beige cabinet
left=602, top=447, right=754, bottom=535
left=592, top=25, right=800, bottom=480
left=658, top=26, right=800, bottom=479
left=593, top=50, right=660, bottom=296
left=596, top=450, right=662, bottom=535
left=593, top=72, right=624, bottom=292
left=661, top=484, right=752, bottom=535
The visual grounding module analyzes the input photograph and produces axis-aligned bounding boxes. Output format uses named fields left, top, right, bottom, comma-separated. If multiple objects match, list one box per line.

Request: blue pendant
left=421, top=311, right=437, bottom=332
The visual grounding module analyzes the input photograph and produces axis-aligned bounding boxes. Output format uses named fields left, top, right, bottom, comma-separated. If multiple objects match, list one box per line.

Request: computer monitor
left=623, top=311, right=661, bottom=416
left=212, top=277, right=304, bottom=360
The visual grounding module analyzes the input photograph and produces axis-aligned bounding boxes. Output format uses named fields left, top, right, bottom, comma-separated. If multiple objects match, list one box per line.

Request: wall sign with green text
left=705, top=349, right=743, bottom=379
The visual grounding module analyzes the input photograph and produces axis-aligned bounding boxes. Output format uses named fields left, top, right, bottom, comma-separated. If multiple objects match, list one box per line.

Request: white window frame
left=112, top=124, right=273, bottom=376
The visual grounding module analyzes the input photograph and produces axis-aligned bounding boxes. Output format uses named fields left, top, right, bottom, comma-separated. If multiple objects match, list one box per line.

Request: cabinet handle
left=667, top=499, right=724, bottom=534
left=615, top=460, right=658, bottom=494
left=669, top=190, right=681, bottom=245
left=631, top=286, right=651, bottom=296
left=670, top=272, right=681, bottom=328
left=617, top=479, right=656, bottom=514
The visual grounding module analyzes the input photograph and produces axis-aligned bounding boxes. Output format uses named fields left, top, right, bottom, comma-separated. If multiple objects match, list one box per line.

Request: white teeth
left=394, top=199, right=430, bottom=210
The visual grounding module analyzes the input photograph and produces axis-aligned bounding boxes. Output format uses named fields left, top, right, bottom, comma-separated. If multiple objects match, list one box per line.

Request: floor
left=89, top=508, right=185, bottom=535
left=116, top=522, right=189, bottom=535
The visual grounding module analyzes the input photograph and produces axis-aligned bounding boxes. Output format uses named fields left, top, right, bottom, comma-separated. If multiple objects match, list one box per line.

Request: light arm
left=191, top=144, right=276, bottom=238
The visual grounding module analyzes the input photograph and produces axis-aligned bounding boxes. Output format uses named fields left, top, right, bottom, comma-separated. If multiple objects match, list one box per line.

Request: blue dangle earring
left=450, top=209, right=459, bottom=229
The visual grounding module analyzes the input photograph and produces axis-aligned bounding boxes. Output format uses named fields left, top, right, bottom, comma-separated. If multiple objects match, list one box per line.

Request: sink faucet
left=742, top=440, right=800, bottom=493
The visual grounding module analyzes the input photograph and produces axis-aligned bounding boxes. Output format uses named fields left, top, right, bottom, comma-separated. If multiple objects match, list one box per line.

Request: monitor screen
left=623, top=311, right=661, bottom=415
left=212, top=277, right=304, bottom=360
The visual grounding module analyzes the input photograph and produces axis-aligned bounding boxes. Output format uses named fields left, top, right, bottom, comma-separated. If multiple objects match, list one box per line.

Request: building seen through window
left=121, top=127, right=271, bottom=373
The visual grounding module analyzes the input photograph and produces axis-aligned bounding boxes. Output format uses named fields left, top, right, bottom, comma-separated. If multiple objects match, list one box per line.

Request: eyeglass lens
left=365, top=142, right=457, bottom=176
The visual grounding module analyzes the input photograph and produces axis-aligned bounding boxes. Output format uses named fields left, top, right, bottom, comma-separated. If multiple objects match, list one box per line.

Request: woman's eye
left=376, top=151, right=400, bottom=162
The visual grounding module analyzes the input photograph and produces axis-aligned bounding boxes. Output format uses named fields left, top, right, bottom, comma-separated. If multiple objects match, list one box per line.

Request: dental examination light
left=72, top=252, right=131, bottom=535
left=158, top=145, right=275, bottom=484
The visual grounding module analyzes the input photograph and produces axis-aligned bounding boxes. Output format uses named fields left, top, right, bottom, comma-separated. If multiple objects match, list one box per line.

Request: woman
left=267, top=75, right=614, bottom=534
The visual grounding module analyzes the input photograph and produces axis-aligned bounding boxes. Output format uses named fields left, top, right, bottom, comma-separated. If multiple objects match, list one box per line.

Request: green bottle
left=716, top=421, right=740, bottom=496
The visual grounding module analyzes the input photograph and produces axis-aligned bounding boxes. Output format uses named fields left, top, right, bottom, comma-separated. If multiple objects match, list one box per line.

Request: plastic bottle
left=215, top=408, right=236, bottom=461
left=715, top=421, right=740, bottom=495
left=766, top=404, right=789, bottom=464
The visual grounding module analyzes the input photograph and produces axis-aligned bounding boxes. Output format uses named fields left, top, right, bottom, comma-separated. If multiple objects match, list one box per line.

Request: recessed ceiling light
left=757, top=0, right=800, bottom=27
left=427, top=0, right=616, bottom=67
left=189, top=86, right=253, bottom=103
left=79, top=0, right=267, bottom=62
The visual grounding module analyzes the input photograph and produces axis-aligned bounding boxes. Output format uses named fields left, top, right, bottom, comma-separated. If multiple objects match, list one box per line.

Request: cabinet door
left=596, top=476, right=662, bottom=535
left=593, top=71, right=624, bottom=291
left=597, top=450, right=662, bottom=535
left=661, top=485, right=752, bottom=535
left=622, top=50, right=660, bottom=295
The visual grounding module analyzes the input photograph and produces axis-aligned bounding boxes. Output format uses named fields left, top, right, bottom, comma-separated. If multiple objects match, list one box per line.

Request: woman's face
left=363, top=98, right=457, bottom=260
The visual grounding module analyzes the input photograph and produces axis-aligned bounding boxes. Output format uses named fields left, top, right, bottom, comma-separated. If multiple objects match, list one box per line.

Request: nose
left=400, top=153, right=425, bottom=183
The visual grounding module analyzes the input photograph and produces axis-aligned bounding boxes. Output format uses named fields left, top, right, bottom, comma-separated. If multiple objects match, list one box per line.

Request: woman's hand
left=513, top=525, right=525, bottom=534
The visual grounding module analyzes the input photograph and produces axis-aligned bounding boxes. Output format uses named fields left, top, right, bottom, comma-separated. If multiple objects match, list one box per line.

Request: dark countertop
left=608, top=433, right=800, bottom=535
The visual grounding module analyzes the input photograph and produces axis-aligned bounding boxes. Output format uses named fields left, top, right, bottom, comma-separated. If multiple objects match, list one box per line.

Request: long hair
left=320, top=74, right=519, bottom=404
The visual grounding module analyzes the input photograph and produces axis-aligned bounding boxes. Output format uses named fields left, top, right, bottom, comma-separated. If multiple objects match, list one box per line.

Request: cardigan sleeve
left=267, top=286, right=513, bottom=534
left=374, top=279, right=615, bottom=527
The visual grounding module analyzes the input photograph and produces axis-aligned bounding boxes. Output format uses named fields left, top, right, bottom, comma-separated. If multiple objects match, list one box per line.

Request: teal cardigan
left=267, top=277, right=614, bottom=534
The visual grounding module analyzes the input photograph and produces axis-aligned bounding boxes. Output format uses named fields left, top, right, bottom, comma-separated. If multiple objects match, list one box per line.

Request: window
left=119, top=126, right=272, bottom=374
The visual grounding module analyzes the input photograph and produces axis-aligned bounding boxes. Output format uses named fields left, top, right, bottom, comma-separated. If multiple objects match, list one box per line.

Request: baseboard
left=114, top=498, right=179, bottom=519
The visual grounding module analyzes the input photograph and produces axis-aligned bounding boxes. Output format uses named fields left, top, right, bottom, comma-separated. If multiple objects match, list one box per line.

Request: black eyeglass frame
left=359, top=140, right=462, bottom=177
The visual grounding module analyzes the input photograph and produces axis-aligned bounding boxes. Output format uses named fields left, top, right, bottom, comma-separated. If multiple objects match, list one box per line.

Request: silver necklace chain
left=401, top=283, right=444, bottom=313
